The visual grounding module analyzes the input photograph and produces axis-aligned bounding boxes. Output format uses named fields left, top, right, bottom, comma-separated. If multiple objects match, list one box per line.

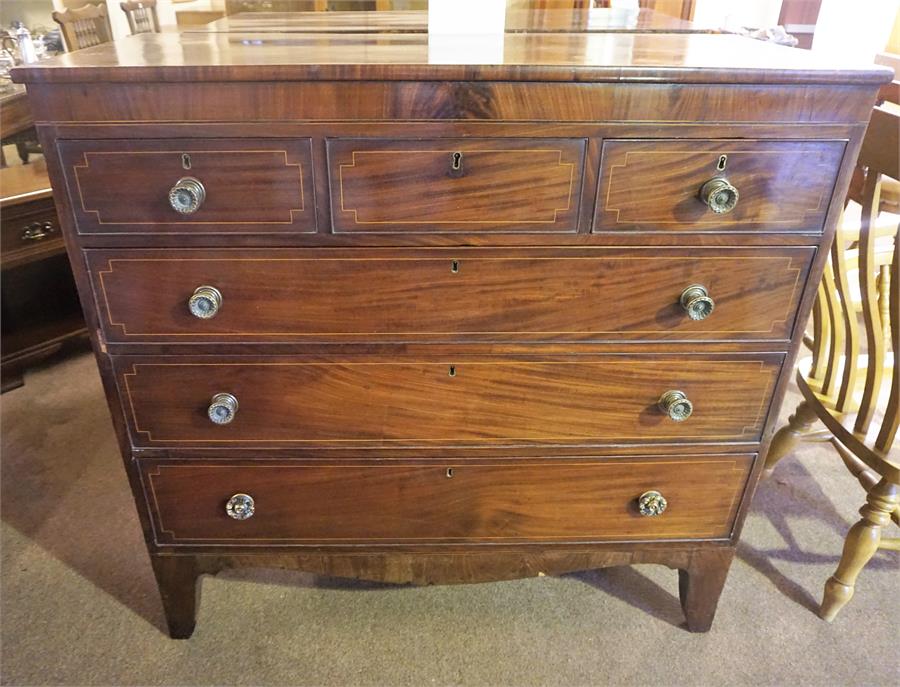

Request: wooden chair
left=120, top=1, right=160, bottom=35
left=52, top=4, right=113, bottom=52
left=764, top=85, right=899, bottom=621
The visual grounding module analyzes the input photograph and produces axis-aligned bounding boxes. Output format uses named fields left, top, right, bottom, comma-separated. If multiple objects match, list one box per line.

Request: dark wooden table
left=187, top=8, right=709, bottom=34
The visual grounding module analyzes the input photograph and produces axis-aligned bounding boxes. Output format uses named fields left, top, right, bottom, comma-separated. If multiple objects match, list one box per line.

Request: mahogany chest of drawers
left=13, top=29, right=889, bottom=638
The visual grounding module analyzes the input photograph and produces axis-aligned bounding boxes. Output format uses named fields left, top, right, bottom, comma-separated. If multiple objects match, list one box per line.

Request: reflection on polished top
left=188, top=8, right=706, bottom=34
left=12, top=28, right=890, bottom=85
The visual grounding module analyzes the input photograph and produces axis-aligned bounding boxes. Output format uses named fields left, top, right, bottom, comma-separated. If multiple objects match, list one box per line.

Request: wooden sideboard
left=12, top=28, right=890, bottom=638
left=0, top=159, right=87, bottom=391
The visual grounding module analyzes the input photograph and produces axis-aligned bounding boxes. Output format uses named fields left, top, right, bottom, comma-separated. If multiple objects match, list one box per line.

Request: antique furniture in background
left=765, top=71, right=899, bottom=622
left=52, top=4, right=113, bottom=51
left=120, top=1, right=161, bottom=35
left=0, top=159, right=88, bottom=392
left=0, top=85, right=38, bottom=167
left=12, top=27, right=890, bottom=638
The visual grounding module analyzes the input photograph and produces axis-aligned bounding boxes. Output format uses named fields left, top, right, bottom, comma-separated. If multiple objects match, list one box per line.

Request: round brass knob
left=700, top=177, right=739, bottom=214
left=168, top=176, right=206, bottom=214
left=638, top=490, right=667, bottom=517
left=188, top=285, right=222, bottom=319
left=225, top=493, right=255, bottom=520
left=208, top=392, right=238, bottom=425
left=658, top=390, right=693, bottom=422
left=680, top=284, right=715, bottom=321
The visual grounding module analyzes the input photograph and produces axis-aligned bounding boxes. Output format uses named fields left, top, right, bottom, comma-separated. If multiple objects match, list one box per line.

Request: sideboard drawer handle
left=680, top=284, right=715, bottom=321
left=700, top=177, right=739, bottom=214
left=188, top=285, right=222, bottom=319
left=638, top=490, right=667, bottom=517
left=20, top=220, right=54, bottom=241
left=658, top=390, right=693, bottom=422
left=225, top=493, right=255, bottom=520
left=208, top=392, right=238, bottom=425
left=169, top=176, right=206, bottom=214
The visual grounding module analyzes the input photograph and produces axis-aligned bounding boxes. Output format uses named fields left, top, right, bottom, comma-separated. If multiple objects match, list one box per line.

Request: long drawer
left=139, top=455, right=754, bottom=546
left=115, top=354, right=783, bottom=448
left=87, top=247, right=814, bottom=344
left=58, top=138, right=315, bottom=235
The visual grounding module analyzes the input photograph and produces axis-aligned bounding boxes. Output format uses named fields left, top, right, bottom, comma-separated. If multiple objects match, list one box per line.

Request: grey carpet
left=1, top=352, right=897, bottom=687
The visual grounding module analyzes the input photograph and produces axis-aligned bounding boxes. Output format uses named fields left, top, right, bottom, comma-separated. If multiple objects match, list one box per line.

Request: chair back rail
left=121, top=1, right=160, bottom=35
left=52, top=4, right=112, bottom=52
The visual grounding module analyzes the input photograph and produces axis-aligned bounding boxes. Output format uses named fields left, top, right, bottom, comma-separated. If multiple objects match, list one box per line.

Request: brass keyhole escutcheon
left=451, top=260, right=460, bottom=274
left=716, top=154, right=727, bottom=171
left=448, top=365, right=457, bottom=377
left=449, top=151, right=464, bottom=177
left=182, top=153, right=192, bottom=170
left=446, top=467, right=454, bottom=478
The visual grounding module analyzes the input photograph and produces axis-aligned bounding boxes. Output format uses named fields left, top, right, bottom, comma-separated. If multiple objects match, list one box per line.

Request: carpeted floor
left=0, top=352, right=897, bottom=686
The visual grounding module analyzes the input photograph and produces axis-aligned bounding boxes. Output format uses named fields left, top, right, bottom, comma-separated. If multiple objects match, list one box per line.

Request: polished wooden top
left=0, top=159, right=52, bottom=208
left=189, top=8, right=706, bottom=34
left=12, top=30, right=891, bottom=85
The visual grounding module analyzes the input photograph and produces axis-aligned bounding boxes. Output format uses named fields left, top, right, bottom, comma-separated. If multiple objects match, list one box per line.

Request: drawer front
left=0, top=198, right=65, bottom=265
left=116, top=355, right=782, bottom=448
left=140, top=455, right=753, bottom=546
left=58, top=139, right=315, bottom=235
left=328, top=138, right=585, bottom=233
left=87, top=247, right=813, bottom=343
left=594, top=139, right=845, bottom=232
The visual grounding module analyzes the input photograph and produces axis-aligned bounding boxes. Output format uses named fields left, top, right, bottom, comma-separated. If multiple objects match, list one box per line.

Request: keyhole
left=451, top=260, right=460, bottom=274
left=446, top=467, right=454, bottom=478
left=717, top=154, right=727, bottom=171
left=448, top=365, right=456, bottom=377
left=182, top=153, right=192, bottom=170
left=451, top=151, right=462, bottom=170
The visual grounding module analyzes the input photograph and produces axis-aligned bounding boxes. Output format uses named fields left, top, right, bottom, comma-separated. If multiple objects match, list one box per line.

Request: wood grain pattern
left=329, top=138, right=584, bottom=233
left=22, top=82, right=879, bottom=125
left=140, top=455, right=752, bottom=546
left=116, top=355, right=783, bottom=447
left=596, top=139, right=846, bottom=232
left=86, top=247, right=814, bottom=343
left=10, top=32, right=891, bottom=86
left=58, top=138, right=314, bottom=235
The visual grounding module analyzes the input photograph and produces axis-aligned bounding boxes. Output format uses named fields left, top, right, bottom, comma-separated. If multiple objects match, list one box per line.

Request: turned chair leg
left=678, top=548, right=735, bottom=632
left=151, top=555, right=202, bottom=639
left=820, top=478, right=899, bottom=622
left=764, top=400, right=820, bottom=474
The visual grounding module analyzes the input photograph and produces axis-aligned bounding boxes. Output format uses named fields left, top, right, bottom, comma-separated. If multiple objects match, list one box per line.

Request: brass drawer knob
left=638, top=490, right=667, bottom=517
left=680, top=284, right=715, bottom=321
left=188, top=285, right=222, bottom=319
left=700, top=177, right=739, bottom=214
left=658, top=390, right=693, bottom=422
left=208, top=392, right=238, bottom=425
left=168, top=176, right=206, bottom=214
left=225, top=493, right=255, bottom=520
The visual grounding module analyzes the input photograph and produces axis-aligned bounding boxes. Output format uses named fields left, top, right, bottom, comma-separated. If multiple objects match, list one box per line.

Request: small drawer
left=115, top=354, right=783, bottom=448
left=86, top=246, right=814, bottom=344
left=0, top=197, right=66, bottom=268
left=328, top=138, right=586, bottom=233
left=58, top=138, right=315, bottom=235
left=139, top=455, right=753, bottom=546
left=594, top=139, right=845, bottom=232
